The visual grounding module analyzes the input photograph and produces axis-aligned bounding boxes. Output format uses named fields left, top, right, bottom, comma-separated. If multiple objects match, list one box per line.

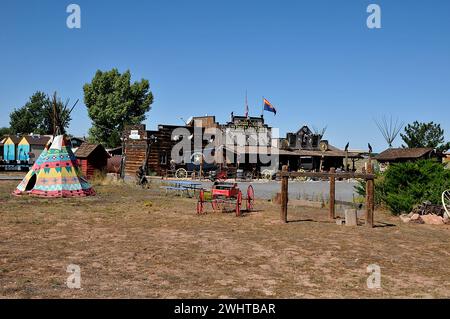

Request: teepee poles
left=374, top=115, right=404, bottom=148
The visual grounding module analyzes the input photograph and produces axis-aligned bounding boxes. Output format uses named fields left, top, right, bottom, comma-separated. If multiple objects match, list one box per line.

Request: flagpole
left=245, top=89, right=248, bottom=118
left=261, top=96, right=264, bottom=117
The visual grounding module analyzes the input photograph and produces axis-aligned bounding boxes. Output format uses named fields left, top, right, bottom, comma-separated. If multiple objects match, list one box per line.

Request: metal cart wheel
left=261, top=169, right=273, bottom=180
left=442, top=190, right=450, bottom=218
left=235, top=191, right=242, bottom=217
left=175, top=168, right=188, bottom=179
left=197, top=189, right=205, bottom=214
left=212, top=195, right=221, bottom=211
left=246, top=185, right=255, bottom=211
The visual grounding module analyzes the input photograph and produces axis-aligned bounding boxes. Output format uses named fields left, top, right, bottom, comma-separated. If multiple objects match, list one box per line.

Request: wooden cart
left=196, top=182, right=255, bottom=216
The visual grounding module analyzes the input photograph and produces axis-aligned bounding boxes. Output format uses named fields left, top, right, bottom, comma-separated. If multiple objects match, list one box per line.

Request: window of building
left=160, top=151, right=167, bottom=165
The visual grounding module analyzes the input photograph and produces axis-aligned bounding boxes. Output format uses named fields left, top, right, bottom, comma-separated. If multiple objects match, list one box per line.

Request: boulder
left=444, top=215, right=449, bottom=224
left=410, top=213, right=420, bottom=221
left=399, top=214, right=411, bottom=223
left=420, top=214, right=444, bottom=225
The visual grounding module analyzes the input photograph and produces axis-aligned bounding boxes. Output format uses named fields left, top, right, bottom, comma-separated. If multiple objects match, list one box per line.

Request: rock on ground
left=400, top=215, right=411, bottom=223
left=420, top=214, right=444, bottom=225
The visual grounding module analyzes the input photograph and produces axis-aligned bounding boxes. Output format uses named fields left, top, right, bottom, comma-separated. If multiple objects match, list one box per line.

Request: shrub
left=354, top=159, right=450, bottom=215
left=382, top=160, right=450, bottom=215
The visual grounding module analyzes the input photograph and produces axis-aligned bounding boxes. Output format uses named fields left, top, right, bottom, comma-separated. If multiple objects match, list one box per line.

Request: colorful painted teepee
left=13, top=92, right=95, bottom=198
left=13, top=135, right=95, bottom=197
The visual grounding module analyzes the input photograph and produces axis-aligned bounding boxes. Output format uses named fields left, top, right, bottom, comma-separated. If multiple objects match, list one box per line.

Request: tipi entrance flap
left=24, top=173, right=37, bottom=191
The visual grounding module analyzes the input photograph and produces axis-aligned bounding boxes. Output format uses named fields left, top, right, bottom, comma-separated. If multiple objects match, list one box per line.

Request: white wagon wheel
left=442, top=190, right=450, bottom=218
left=295, top=169, right=307, bottom=181
left=261, top=169, right=273, bottom=180
left=175, top=168, right=188, bottom=179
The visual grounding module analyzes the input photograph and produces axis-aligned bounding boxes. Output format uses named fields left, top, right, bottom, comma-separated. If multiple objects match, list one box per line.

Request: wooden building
left=75, top=143, right=110, bottom=179
left=279, top=125, right=362, bottom=171
left=375, top=148, right=444, bottom=164
left=187, top=115, right=220, bottom=129
left=123, top=119, right=216, bottom=176
left=18, top=135, right=51, bottom=162
left=122, top=118, right=364, bottom=176
left=218, top=114, right=275, bottom=172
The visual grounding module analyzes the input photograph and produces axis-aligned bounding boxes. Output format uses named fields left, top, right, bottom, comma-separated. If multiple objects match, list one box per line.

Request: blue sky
left=1, top=0, right=449, bottom=152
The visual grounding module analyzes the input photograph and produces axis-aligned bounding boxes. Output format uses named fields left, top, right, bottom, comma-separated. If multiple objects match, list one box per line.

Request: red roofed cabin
left=75, top=143, right=110, bottom=179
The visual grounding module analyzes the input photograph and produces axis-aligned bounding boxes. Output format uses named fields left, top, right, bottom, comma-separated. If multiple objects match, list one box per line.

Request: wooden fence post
left=281, top=165, right=289, bottom=223
left=329, top=167, right=336, bottom=220
left=365, top=161, right=374, bottom=227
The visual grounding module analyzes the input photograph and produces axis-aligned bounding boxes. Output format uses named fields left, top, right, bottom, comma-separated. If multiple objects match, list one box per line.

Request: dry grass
left=0, top=179, right=449, bottom=298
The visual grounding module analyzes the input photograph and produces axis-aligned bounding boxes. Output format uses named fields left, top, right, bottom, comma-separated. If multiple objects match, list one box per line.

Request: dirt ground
left=0, top=179, right=449, bottom=298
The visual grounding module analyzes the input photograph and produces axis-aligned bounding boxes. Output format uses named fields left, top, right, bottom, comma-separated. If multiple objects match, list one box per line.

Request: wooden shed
left=375, top=147, right=444, bottom=164
left=75, top=143, right=110, bottom=179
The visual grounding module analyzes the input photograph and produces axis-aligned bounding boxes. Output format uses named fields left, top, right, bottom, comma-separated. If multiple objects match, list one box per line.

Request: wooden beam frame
left=279, top=165, right=376, bottom=227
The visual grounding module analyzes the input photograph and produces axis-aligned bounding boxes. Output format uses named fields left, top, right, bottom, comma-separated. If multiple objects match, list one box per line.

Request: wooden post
left=365, top=160, right=374, bottom=227
left=329, top=167, right=336, bottom=220
left=280, top=165, right=289, bottom=223
left=345, top=151, right=349, bottom=172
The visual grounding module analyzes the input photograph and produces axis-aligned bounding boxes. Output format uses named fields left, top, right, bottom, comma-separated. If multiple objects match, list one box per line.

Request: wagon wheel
left=197, top=189, right=205, bottom=214
left=442, top=190, right=450, bottom=219
left=261, top=169, right=272, bottom=180
left=295, top=169, right=307, bottom=181
left=246, top=185, right=255, bottom=211
left=235, top=191, right=243, bottom=217
left=212, top=195, right=221, bottom=211
left=175, top=168, right=188, bottom=179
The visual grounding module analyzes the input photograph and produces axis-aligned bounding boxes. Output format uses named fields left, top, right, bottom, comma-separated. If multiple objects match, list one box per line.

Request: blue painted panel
left=18, top=144, right=30, bottom=161
left=4, top=144, right=15, bottom=161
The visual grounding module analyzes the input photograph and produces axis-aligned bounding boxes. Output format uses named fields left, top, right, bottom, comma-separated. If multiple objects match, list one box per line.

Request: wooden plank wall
left=124, top=123, right=214, bottom=176
left=124, top=125, right=148, bottom=176
left=80, top=159, right=96, bottom=179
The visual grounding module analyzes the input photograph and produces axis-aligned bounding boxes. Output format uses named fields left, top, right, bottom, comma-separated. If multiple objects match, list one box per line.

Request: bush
left=381, top=160, right=450, bottom=215
left=354, top=173, right=385, bottom=207
left=354, top=160, right=450, bottom=215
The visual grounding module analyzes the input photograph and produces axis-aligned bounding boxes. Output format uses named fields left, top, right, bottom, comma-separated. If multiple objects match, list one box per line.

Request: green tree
left=83, top=69, right=154, bottom=148
left=401, top=121, right=450, bottom=151
left=9, top=92, right=71, bottom=135
left=0, top=127, right=11, bottom=137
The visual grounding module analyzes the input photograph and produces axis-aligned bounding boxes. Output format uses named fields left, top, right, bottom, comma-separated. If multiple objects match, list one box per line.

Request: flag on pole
left=263, top=98, right=276, bottom=115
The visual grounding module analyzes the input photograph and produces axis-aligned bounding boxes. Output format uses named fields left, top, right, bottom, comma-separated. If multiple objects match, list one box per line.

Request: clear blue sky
left=1, top=0, right=449, bottom=152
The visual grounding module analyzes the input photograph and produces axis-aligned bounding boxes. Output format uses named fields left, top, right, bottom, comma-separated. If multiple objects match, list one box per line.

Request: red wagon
left=197, top=182, right=255, bottom=216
